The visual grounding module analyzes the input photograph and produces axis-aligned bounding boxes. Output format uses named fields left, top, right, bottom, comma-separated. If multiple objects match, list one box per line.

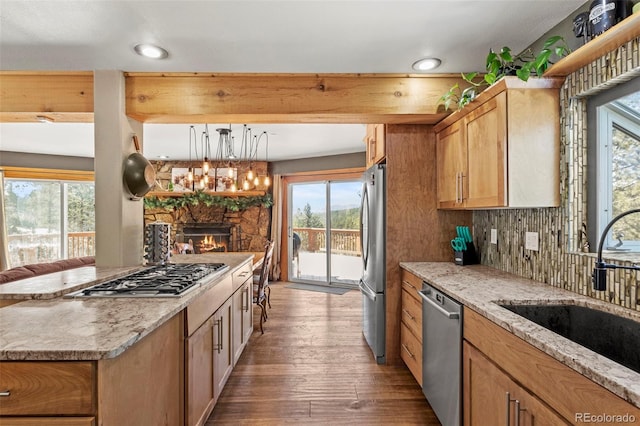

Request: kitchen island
left=401, top=262, right=640, bottom=422
left=0, top=253, right=255, bottom=426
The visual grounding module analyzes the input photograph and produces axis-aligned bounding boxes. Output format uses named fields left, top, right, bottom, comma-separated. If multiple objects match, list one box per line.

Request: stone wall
left=474, top=37, right=640, bottom=310
left=144, top=160, right=271, bottom=253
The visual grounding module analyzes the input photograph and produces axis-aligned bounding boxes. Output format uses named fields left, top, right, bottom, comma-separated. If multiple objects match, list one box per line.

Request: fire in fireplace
left=178, top=223, right=234, bottom=254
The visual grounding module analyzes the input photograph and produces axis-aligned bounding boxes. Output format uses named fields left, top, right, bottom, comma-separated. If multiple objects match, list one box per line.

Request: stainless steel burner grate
left=68, top=263, right=228, bottom=298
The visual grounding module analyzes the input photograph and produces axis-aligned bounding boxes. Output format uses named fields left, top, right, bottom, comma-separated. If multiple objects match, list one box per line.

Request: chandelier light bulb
left=243, top=180, right=250, bottom=191
left=199, top=179, right=205, bottom=189
left=203, top=160, right=210, bottom=174
left=264, top=176, right=271, bottom=187
left=231, top=183, right=237, bottom=192
left=228, top=168, right=234, bottom=178
left=247, top=169, right=254, bottom=180
left=188, top=169, right=193, bottom=182
left=253, top=176, right=260, bottom=186
left=204, top=175, right=209, bottom=184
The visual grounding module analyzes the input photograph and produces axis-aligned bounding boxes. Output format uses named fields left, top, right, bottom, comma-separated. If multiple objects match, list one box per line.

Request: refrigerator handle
left=360, top=183, right=368, bottom=269
left=359, top=280, right=377, bottom=301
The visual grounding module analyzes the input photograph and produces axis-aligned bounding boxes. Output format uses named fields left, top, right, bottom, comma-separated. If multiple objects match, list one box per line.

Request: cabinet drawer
left=0, top=362, right=95, bottom=416
left=400, top=323, right=423, bottom=387
left=401, top=269, right=422, bottom=302
left=232, top=261, right=252, bottom=290
left=401, top=289, right=422, bottom=340
left=186, top=275, right=233, bottom=336
left=0, top=417, right=95, bottom=426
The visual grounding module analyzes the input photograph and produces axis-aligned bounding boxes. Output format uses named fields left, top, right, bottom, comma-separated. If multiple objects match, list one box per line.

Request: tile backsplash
left=474, top=37, right=640, bottom=311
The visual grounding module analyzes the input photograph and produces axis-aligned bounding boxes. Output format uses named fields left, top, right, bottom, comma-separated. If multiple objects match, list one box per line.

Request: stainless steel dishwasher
left=419, top=282, right=462, bottom=426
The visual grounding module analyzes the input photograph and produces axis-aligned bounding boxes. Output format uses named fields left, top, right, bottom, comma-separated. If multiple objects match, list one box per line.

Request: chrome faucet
left=592, top=208, right=640, bottom=291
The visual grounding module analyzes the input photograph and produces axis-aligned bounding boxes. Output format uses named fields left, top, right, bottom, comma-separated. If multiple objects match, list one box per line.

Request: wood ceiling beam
left=0, top=72, right=468, bottom=124
left=125, top=73, right=465, bottom=124
left=0, top=71, right=94, bottom=122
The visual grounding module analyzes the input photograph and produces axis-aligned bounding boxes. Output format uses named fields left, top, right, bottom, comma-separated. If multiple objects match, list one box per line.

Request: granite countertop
left=400, top=262, right=640, bottom=408
left=0, top=253, right=253, bottom=361
left=0, top=266, right=142, bottom=300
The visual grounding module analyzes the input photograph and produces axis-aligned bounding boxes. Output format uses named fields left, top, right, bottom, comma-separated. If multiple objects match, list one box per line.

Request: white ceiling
left=0, top=0, right=586, bottom=161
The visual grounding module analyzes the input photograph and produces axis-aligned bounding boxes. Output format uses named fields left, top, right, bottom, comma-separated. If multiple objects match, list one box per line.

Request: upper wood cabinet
left=434, top=77, right=563, bottom=210
left=364, top=124, right=386, bottom=168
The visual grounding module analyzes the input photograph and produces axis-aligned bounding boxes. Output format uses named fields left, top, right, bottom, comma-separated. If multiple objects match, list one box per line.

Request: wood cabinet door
left=0, top=362, right=95, bottom=416
left=364, top=124, right=386, bottom=168
left=464, top=92, right=507, bottom=208
left=232, top=279, right=253, bottom=366
left=0, top=417, right=96, bottom=426
left=373, top=124, right=386, bottom=164
left=231, top=284, right=244, bottom=366
left=364, top=124, right=376, bottom=168
left=436, top=119, right=466, bottom=208
left=213, top=298, right=233, bottom=403
left=463, top=342, right=569, bottom=426
left=463, top=341, right=511, bottom=426
left=241, top=280, right=254, bottom=345
left=186, top=317, right=215, bottom=426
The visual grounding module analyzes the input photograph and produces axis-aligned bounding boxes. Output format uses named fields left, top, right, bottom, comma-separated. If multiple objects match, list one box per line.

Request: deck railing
left=6, top=231, right=96, bottom=266
left=293, top=227, right=361, bottom=256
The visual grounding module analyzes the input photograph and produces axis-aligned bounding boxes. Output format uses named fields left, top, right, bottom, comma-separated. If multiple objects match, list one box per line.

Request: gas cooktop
left=67, top=263, right=228, bottom=298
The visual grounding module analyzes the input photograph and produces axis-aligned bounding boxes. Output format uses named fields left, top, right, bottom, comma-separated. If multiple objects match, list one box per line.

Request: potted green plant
left=439, top=36, right=571, bottom=111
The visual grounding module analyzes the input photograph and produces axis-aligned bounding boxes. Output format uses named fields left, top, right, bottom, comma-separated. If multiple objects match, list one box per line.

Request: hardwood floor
left=206, top=282, right=440, bottom=425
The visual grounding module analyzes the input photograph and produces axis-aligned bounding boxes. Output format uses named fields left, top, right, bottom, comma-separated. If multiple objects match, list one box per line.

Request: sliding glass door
left=288, top=179, right=362, bottom=287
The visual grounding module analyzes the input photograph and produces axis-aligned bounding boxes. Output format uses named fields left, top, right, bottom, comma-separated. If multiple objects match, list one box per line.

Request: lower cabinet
left=464, top=307, right=640, bottom=425
left=0, top=362, right=95, bottom=417
left=0, top=418, right=96, bottom=426
left=0, top=314, right=183, bottom=426
left=463, top=342, right=568, bottom=426
left=185, top=259, right=255, bottom=426
left=400, top=269, right=423, bottom=386
left=212, top=298, right=233, bottom=402
left=232, top=279, right=253, bottom=366
left=186, top=317, right=215, bottom=426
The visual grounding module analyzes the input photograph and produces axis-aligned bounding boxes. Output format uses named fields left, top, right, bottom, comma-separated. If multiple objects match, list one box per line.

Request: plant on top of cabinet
left=439, top=36, right=570, bottom=111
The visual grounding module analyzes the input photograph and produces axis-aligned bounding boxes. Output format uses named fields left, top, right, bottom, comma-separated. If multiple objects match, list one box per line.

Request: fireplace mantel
left=146, top=190, right=266, bottom=197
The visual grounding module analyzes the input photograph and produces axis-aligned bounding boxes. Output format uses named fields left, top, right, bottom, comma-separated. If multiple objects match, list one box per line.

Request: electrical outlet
left=490, top=228, right=498, bottom=245
left=525, top=232, right=539, bottom=251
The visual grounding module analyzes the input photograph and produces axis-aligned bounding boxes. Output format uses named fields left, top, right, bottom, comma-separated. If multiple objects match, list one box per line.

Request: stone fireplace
left=144, top=159, right=271, bottom=254
left=178, top=223, right=233, bottom=254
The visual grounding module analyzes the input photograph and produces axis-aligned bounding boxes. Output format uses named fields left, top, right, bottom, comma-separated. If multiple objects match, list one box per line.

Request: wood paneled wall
left=385, top=124, right=471, bottom=364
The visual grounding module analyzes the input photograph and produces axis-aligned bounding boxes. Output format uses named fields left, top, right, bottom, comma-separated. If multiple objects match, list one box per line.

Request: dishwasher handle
left=418, top=290, right=460, bottom=319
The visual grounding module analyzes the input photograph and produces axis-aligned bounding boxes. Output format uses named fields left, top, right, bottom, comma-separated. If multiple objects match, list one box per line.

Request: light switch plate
left=525, top=232, right=539, bottom=251
left=490, top=228, right=498, bottom=245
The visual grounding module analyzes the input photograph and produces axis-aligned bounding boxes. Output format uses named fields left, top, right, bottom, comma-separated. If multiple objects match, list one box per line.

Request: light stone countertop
left=0, top=253, right=253, bottom=361
left=0, top=266, right=142, bottom=300
left=400, top=262, right=640, bottom=408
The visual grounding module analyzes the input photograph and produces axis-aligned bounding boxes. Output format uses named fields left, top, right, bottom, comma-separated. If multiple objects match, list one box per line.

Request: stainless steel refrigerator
left=359, top=163, right=386, bottom=364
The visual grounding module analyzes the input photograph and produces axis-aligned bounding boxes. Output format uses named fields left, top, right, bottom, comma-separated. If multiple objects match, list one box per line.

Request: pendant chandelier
left=236, top=125, right=270, bottom=191
left=186, top=124, right=270, bottom=192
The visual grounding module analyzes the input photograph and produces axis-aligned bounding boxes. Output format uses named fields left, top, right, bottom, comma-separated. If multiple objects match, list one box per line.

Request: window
left=588, top=78, right=640, bottom=252
left=3, top=179, right=95, bottom=267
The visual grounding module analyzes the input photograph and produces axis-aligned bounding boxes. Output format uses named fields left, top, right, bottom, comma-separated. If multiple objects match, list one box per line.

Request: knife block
left=454, top=242, right=478, bottom=266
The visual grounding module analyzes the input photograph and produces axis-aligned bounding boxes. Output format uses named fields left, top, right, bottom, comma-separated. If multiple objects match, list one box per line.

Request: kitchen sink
left=498, top=303, right=640, bottom=374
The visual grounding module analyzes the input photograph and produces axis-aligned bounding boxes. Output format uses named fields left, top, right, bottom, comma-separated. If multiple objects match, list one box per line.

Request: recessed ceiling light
left=412, top=57, right=442, bottom=71
left=134, top=44, right=169, bottom=59
left=157, top=155, right=170, bottom=159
